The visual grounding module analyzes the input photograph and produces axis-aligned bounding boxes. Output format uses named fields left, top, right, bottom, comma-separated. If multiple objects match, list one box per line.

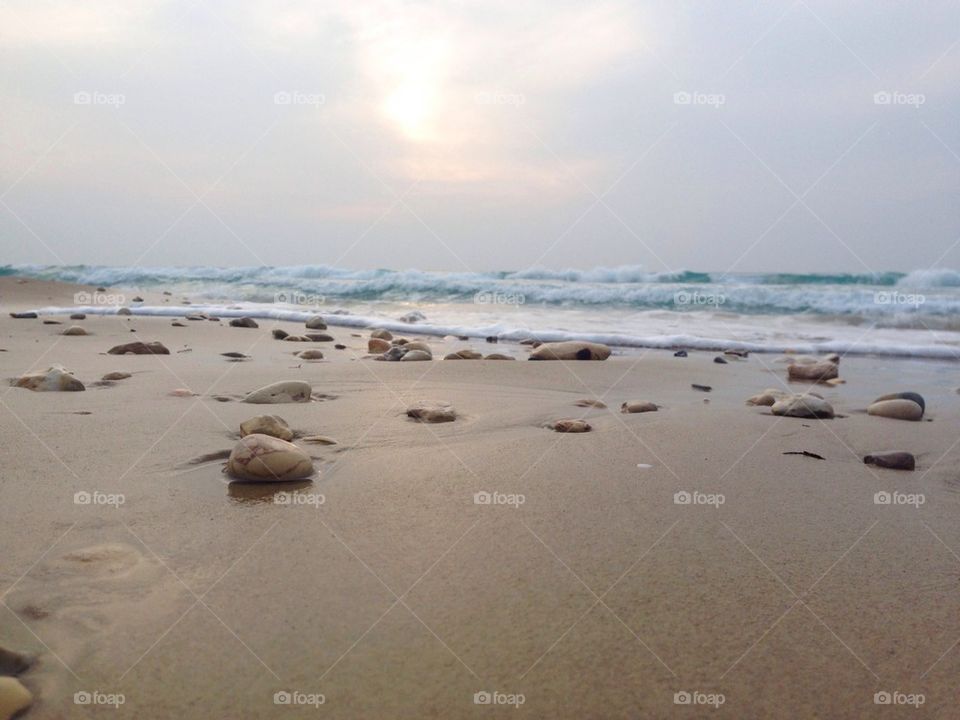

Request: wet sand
left=2, top=276, right=960, bottom=718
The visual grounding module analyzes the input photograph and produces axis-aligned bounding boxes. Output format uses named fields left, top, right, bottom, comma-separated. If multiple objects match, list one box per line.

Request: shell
left=242, top=381, right=312, bottom=404
left=226, top=434, right=313, bottom=482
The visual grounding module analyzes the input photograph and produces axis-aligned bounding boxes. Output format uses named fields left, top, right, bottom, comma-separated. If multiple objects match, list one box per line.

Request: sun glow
left=383, top=79, right=437, bottom=141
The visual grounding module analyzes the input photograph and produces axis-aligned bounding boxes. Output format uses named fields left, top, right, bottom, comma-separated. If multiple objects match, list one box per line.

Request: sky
left=1, top=0, right=959, bottom=275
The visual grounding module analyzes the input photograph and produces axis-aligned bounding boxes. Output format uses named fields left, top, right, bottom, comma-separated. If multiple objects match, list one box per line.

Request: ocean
left=4, top=264, right=960, bottom=359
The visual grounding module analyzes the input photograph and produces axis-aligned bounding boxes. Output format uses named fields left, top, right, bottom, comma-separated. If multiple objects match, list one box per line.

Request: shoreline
left=3, top=275, right=960, bottom=718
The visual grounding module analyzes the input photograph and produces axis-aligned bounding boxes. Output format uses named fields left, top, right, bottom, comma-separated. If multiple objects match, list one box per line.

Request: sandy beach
left=0, top=275, right=958, bottom=718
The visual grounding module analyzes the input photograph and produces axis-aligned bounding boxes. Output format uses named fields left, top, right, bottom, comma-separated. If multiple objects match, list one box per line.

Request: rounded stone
left=240, top=415, right=294, bottom=441
left=226, top=434, right=313, bottom=482
left=867, top=399, right=923, bottom=421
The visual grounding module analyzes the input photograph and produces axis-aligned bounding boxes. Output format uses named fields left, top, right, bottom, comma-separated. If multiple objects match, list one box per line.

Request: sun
left=383, top=78, right=437, bottom=141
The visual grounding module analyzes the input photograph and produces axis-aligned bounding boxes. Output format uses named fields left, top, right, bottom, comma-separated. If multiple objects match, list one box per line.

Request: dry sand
left=2, top=276, right=960, bottom=718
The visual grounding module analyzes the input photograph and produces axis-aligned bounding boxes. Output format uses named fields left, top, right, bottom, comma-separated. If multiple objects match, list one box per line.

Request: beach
left=2, top=275, right=960, bottom=718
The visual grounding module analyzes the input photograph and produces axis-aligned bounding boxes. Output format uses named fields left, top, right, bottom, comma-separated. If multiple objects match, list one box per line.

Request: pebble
left=873, top=392, right=925, bottom=413
left=302, top=435, right=338, bottom=445
left=305, top=332, right=334, bottom=342
left=168, top=388, right=195, bottom=397
left=403, top=341, right=432, bottom=353
left=0, top=677, right=32, bottom=720
left=528, top=341, right=612, bottom=361
left=574, top=399, right=607, bottom=408
left=864, top=452, right=916, bottom=471
left=399, top=310, right=426, bottom=323
left=221, top=352, right=249, bottom=359
left=107, top=341, right=170, bottom=355
left=102, top=372, right=131, bottom=381
left=867, top=398, right=923, bottom=421
left=0, top=645, right=31, bottom=675
left=407, top=401, right=456, bottom=423
left=230, top=317, right=259, bottom=328
left=746, top=388, right=793, bottom=406
left=42, top=320, right=61, bottom=325
left=70, top=313, right=86, bottom=320
left=242, top=381, right=312, bottom=404
left=621, top=401, right=658, bottom=413
left=272, top=329, right=289, bottom=340
left=771, top=394, right=834, bottom=419
left=298, top=350, right=324, bottom=360
left=691, top=384, right=712, bottom=392
left=283, top=335, right=310, bottom=342
left=673, top=350, right=688, bottom=357
left=305, top=316, right=327, bottom=330
left=369, top=338, right=391, bottom=353
left=61, top=326, right=87, bottom=336
left=185, top=313, right=207, bottom=321
left=240, top=415, right=294, bottom=441
left=484, top=353, right=515, bottom=360
left=334, top=344, right=346, bottom=350
left=132, top=296, right=144, bottom=302
left=444, top=349, right=482, bottom=360
left=9, top=312, right=37, bottom=319
left=788, top=361, right=839, bottom=382
left=370, top=329, right=393, bottom=340
left=400, top=349, right=432, bottom=361
left=117, top=307, right=132, bottom=315
left=226, top=434, right=313, bottom=481
left=486, top=336, right=499, bottom=343
left=376, top=346, right=407, bottom=361
left=14, top=365, right=85, bottom=392
left=552, top=419, right=591, bottom=433
left=172, top=321, right=186, bottom=327
left=713, top=356, right=727, bottom=364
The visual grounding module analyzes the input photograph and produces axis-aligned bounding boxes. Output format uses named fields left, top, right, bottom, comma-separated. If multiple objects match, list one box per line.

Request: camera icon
left=874, top=691, right=892, bottom=705
left=73, top=91, right=92, bottom=105
left=273, top=690, right=292, bottom=705
left=74, top=491, right=92, bottom=505
left=74, top=691, right=92, bottom=705
left=874, top=491, right=892, bottom=505
left=474, top=691, right=492, bottom=705
left=674, top=691, right=692, bottom=704
left=673, top=91, right=691, bottom=105
left=874, top=91, right=892, bottom=105
left=474, top=491, right=492, bottom=505
left=73, top=291, right=92, bottom=304
left=273, top=291, right=289, bottom=304
left=674, top=291, right=690, bottom=305
left=673, top=491, right=692, bottom=505
left=274, top=91, right=292, bottom=105
left=274, top=492, right=291, bottom=505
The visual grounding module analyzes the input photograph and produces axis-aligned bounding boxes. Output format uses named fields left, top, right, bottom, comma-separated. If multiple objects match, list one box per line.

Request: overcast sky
left=2, top=0, right=959, bottom=274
